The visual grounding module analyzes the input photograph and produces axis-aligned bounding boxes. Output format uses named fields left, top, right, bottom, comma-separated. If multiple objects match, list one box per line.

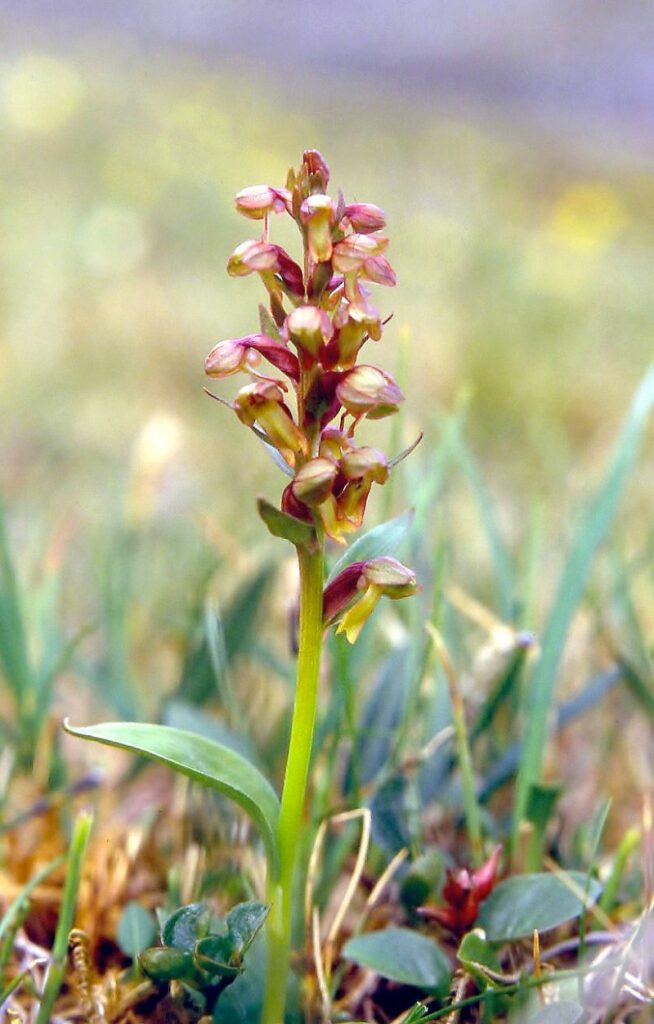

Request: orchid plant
left=67, top=150, right=417, bottom=1023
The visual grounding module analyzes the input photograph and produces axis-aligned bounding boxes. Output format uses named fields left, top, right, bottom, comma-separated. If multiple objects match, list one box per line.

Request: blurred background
left=1, top=0, right=653, bottom=590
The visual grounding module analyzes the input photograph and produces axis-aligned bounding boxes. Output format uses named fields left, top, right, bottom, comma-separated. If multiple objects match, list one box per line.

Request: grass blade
left=513, top=365, right=654, bottom=846
left=0, top=500, right=35, bottom=729
left=450, top=424, right=514, bottom=620
left=0, top=856, right=65, bottom=942
left=35, top=812, right=93, bottom=1024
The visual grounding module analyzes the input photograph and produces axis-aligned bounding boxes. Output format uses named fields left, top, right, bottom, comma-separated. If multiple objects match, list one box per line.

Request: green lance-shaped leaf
left=257, top=497, right=315, bottom=547
left=327, top=509, right=413, bottom=583
left=64, top=721, right=280, bottom=876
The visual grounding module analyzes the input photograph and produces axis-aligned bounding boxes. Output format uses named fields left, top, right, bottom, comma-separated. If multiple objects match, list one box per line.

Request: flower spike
left=204, top=150, right=418, bottom=641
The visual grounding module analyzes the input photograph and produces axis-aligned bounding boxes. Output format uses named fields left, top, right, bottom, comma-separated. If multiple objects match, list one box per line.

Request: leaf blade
left=477, top=871, right=602, bottom=941
left=64, top=721, right=280, bottom=876
left=327, top=510, right=413, bottom=584
left=342, top=927, right=450, bottom=993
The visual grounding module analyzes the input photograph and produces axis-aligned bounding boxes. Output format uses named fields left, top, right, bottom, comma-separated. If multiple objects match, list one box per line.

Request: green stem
left=263, top=540, right=325, bottom=1024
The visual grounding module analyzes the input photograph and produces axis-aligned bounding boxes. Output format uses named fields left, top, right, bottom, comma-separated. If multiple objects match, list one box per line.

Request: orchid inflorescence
left=205, top=150, right=417, bottom=642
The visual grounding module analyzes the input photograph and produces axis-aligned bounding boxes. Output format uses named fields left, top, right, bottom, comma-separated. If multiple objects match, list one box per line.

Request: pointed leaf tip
left=64, top=720, right=281, bottom=876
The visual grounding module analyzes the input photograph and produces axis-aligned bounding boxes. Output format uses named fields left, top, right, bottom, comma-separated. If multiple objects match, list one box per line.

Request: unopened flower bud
left=303, top=149, right=330, bottom=190
left=284, top=305, right=332, bottom=357
left=336, top=365, right=404, bottom=419
left=343, top=202, right=386, bottom=234
left=471, top=845, right=502, bottom=901
left=291, top=457, right=337, bottom=506
left=363, top=254, right=397, bottom=288
left=332, top=234, right=388, bottom=274
left=301, top=194, right=336, bottom=263
left=340, top=446, right=389, bottom=485
left=235, top=185, right=291, bottom=220
left=205, top=338, right=253, bottom=378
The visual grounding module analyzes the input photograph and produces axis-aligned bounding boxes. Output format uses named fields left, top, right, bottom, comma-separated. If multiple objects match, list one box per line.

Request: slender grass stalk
left=576, top=799, right=611, bottom=1001
left=263, top=541, right=325, bottom=1024
left=512, top=365, right=654, bottom=856
left=0, top=968, right=36, bottom=1007
left=0, top=860, right=67, bottom=995
left=35, top=811, right=92, bottom=1024
left=598, top=827, right=640, bottom=913
left=426, top=623, right=483, bottom=866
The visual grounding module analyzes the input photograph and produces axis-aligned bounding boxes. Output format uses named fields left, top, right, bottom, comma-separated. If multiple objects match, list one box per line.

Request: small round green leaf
left=195, top=935, right=240, bottom=979
left=163, top=903, right=210, bottom=951
left=342, top=927, right=450, bottom=993
left=139, top=946, right=198, bottom=983
left=226, top=901, right=269, bottom=957
left=457, top=928, right=503, bottom=989
left=116, top=901, right=157, bottom=958
left=477, top=872, right=602, bottom=941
